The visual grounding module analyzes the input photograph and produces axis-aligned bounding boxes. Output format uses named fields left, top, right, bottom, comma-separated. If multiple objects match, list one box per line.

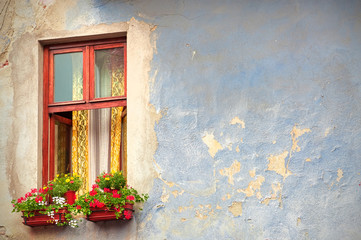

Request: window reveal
left=43, top=38, right=127, bottom=194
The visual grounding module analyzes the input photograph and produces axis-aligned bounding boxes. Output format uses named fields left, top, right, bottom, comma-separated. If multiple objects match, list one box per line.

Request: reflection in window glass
left=95, top=48, right=124, bottom=98
left=54, top=52, right=83, bottom=102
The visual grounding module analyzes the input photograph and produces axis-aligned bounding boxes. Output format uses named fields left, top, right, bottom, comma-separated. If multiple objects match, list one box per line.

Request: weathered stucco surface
left=1, top=0, right=361, bottom=239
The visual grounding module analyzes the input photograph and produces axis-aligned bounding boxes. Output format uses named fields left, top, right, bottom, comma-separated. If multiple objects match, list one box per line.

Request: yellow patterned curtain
left=110, top=107, right=123, bottom=172
left=122, top=114, right=127, bottom=176
left=71, top=54, right=89, bottom=195
left=71, top=110, right=89, bottom=195
left=110, top=68, right=125, bottom=172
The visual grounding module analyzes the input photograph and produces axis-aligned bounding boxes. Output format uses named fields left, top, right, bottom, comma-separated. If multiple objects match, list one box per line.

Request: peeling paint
left=325, top=127, right=331, bottom=137
left=337, top=169, right=343, bottom=182
left=219, top=160, right=241, bottom=185
left=178, top=205, right=193, bottom=213
left=172, top=190, right=184, bottom=198
left=306, top=158, right=311, bottom=162
left=228, top=201, right=242, bottom=217
left=195, top=205, right=214, bottom=220
left=239, top=175, right=265, bottom=197
left=222, top=193, right=232, bottom=201
left=291, top=125, right=311, bottom=153
left=161, top=187, right=170, bottom=203
left=230, top=117, right=245, bottom=128
left=202, top=132, right=223, bottom=158
left=249, top=169, right=256, bottom=178
left=267, top=151, right=292, bottom=178
left=236, top=145, right=240, bottom=152
left=261, top=182, right=282, bottom=206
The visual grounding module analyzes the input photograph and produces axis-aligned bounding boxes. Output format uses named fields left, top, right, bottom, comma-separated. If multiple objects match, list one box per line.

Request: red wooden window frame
left=42, top=38, right=127, bottom=185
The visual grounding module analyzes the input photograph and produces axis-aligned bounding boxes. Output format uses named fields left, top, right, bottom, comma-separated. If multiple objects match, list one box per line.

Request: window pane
left=54, top=120, right=72, bottom=175
left=95, top=47, right=124, bottom=98
left=54, top=52, right=83, bottom=102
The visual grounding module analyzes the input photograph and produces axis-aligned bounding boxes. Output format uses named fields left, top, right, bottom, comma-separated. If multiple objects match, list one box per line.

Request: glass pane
left=54, top=52, right=83, bottom=102
left=54, top=120, right=72, bottom=175
left=95, top=47, right=124, bottom=98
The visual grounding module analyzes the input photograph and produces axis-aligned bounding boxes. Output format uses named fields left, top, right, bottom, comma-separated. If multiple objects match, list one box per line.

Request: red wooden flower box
left=87, top=204, right=133, bottom=222
left=22, top=208, right=68, bottom=227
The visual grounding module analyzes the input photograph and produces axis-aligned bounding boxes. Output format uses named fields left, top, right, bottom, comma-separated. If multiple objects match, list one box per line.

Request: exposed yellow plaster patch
left=161, top=194, right=169, bottom=203
left=249, top=169, right=256, bottom=178
left=228, top=201, right=242, bottom=217
left=181, top=218, right=187, bottom=222
left=241, top=138, right=244, bottom=143
left=256, top=191, right=262, bottom=199
left=306, top=158, right=311, bottom=162
left=239, top=176, right=265, bottom=197
left=267, top=151, right=292, bottom=178
left=216, top=205, right=222, bottom=209
left=202, top=132, right=223, bottom=158
left=222, top=194, right=232, bottom=201
left=227, top=143, right=232, bottom=150
left=153, top=159, right=176, bottom=188
left=172, top=190, right=184, bottom=198
left=161, top=186, right=170, bottom=203
left=150, top=25, right=158, bottom=32
left=291, top=125, right=311, bottom=152
left=178, top=205, right=194, bottom=213
left=262, top=183, right=282, bottom=206
left=230, top=117, right=245, bottom=128
left=325, top=127, right=331, bottom=137
left=219, top=160, right=241, bottom=185
left=337, top=169, right=343, bottom=182
left=220, top=132, right=223, bottom=136
left=195, top=207, right=214, bottom=220
left=139, top=213, right=153, bottom=229
left=272, top=140, right=276, bottom=144
left=297, top=217, right=301, bottom=226
left=205, top=204, right=211, bottom=209
left=236, top=146, right=240, bottom=152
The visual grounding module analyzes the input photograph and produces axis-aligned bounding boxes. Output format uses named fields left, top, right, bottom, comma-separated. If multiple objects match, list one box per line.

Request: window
left=43, top=38, right=127, bottom=193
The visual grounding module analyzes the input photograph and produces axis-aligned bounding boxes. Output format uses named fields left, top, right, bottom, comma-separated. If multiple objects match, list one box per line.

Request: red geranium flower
left=35, top=196, right=43, bottom=203
left=76, top=205, right=81, bottom=210
left=103, top=188, right=111, bottom=193
left=126, top=195, right=135, bottom=201
left=112, top=192, right=121, bottom=198
left=89, top=190, right=97, bottom=196
left=124, top=211, right=132, bottom=220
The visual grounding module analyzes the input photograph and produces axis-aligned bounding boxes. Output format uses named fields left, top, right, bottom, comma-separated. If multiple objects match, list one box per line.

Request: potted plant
left=11, top=187, right=74, bottom=227
left=47, top=173, right=82, bottom=205
left=73, top=171, right=148, bottom=222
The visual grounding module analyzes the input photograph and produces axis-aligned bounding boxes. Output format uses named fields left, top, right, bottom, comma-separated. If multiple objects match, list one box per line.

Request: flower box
left=22, top=208, right=68, bottom=227
left=86, top=204, right=133, bottom=222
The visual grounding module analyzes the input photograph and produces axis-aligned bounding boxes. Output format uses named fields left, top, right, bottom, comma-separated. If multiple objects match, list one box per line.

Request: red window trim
left=42, top=38, right=127, bottom=185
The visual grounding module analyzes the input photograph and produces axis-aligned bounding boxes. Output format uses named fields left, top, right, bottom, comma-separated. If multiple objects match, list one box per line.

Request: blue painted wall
left=72, top=0, right=361, bottom=239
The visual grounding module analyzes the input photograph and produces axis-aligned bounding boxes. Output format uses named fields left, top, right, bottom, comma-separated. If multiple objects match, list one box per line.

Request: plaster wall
left=0, top=0, right=361, bottom=239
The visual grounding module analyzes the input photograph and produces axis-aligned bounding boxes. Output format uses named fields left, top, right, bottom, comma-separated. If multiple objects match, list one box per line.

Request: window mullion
left=84, top=46, right=90, bottom=103
left=89, top=45, right=95, bottom=101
